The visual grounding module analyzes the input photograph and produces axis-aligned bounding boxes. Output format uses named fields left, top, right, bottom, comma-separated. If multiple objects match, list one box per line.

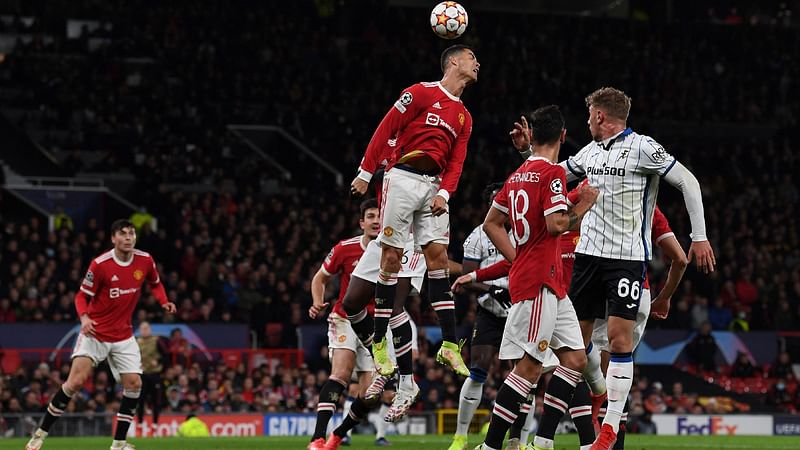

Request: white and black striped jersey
left=463, top=225, right=513, bottom=317
left=561, top=128, right=676, bottom=262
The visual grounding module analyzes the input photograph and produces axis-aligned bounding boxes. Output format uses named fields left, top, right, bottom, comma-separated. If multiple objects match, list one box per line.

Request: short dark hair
left=482, top=182, right=505, bottom=206
left=360, top=198, right=378, bottom=219
left=530, top=105, right=565, bottom=145
left=110, top=219, right=135, bottom=234
left=440, top=44, right=472, bottom=74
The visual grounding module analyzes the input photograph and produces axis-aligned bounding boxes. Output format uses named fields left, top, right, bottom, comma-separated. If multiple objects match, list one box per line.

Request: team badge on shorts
left=338, top=335, right=347, bottom=343
left=538, top=340, right=549, bottom=352
left=383, top=226, right=394, bottom=237
left=133, top=269, right=144, bottom=281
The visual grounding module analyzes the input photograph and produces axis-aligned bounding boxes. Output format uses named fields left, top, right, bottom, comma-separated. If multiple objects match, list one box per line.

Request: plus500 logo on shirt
left=109, top=287, right=139, bottom=298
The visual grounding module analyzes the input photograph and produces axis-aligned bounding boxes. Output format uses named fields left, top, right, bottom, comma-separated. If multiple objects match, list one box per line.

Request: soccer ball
left=430, top=1, right=468, bottom=40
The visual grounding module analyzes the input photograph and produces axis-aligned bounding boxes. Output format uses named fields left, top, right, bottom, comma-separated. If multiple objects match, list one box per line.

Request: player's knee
left=561, top=350, right=587, bottom=373
left=124, top=376, right=143, bottom=391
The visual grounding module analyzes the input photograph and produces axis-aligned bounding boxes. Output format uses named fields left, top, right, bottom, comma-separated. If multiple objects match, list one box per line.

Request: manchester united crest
left=383, top=226, right=394, bottom=237
left=538, top=340, right=549, bottom=352
left=458, top=112, right=465, bottom=126
left=133, top=269, right=144, bottom=281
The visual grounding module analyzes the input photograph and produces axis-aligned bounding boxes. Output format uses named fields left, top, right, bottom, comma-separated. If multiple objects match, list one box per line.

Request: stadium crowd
left=1, top=0, right=800, bottom=430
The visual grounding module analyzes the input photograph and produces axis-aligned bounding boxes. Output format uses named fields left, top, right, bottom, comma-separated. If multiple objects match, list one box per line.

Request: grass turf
left=2, top=434, right=800, bottom=449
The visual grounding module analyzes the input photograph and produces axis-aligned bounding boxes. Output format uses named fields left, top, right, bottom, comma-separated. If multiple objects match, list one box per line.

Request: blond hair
left=585, top=87, right=631, bottom=121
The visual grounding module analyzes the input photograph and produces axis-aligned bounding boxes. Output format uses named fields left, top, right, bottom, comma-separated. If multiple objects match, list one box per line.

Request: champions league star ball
left=430, top=1, right=468, bottom=39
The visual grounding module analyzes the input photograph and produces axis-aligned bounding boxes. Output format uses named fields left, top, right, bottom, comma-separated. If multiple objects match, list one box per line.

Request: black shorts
left=569, top=254, right=646, bottom=321
left=471, top=306, right=506, bottom=348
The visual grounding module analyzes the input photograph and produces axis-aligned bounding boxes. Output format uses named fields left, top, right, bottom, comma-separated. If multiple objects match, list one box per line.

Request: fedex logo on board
left=677, top=416, right=738, bottom=435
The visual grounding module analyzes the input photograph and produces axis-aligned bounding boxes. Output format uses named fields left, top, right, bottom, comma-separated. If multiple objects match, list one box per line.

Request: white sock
left=376, top=403, right=389, bottom=439
left=603, top=355, right=634, bottom=432
left=399, top=374, right=415, bottom=391
left=343, top=397, right=354, bottom=437
left=580, top=445, right=592, bottom=450
left=584, top=343, right=606, bottom=395
left=455, top=377, right=483, bottom=435
left=111, top=440, right=126, bottom=448
left=481, top=444, right=500, bottom=450
left=520, top=395, right=537, bottom=444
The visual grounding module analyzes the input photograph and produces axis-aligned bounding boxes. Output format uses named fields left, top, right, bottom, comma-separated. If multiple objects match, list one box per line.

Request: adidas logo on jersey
left=432, top=102, right=442, bottom=109
left=111, top=275, right=119, bottom=281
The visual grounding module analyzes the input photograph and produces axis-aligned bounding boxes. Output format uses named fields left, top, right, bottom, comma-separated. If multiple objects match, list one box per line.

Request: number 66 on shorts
left=569, top=254, right=646, bottom=322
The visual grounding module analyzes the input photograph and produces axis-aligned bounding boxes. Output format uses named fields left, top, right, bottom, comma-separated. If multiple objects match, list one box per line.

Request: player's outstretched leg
left=26, top=385, right=75, bottom=450
left=385, top=303, right=419, bottom=422
left=570, top=381, right=596, bottom=450
left=532, top=364, right=583, bottom=450
left=110, top=376, right=141, bottom=450
left=477, top=369, right=536, bottom=450
left=324, top=397, right=373, bottom=450
left=28, top=356, right=93, bottom=450
left=429, top=269, right=469, bottom=377
left=506, top=393, right=533, bottom=450
left=308, top=377, right=348, bottom=450
left=373, top=264, right=399, bottom=376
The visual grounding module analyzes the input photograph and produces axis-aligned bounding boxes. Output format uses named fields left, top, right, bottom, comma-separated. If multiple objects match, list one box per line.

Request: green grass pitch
left=2, top=434, right=800, bottom=449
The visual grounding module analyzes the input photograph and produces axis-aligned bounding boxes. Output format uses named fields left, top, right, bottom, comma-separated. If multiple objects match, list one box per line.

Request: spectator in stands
left=628, top=410, right=657, bottom=434
left=691, top=296, right=710, bottom=330
left=708, top=297, right=732, bottom=330
left=729, top=310, right=750, bottom=332
left=136, top=321, right=166, bottom=424
left=731, top=352, right=756, bottom=378
left=687, top=321, right=718, bottom=371
left=770, top=352, right=795, bottom=379
left=774, top=300, right=797, bottom=331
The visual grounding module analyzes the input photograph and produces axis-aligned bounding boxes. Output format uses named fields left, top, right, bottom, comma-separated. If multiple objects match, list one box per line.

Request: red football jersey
left=359, top=82, right=473, bottom=197
left=564, top=181, right=674, bottom=289
left=492, top=157, right=568, bottom=303
left=78, top=249, right=161, bottom=342
left=320, top=235, right=368, bottom=316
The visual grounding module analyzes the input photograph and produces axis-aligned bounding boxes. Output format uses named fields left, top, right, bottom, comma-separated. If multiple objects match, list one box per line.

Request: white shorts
left=352, top=239, right=425, bottom=294
left=499, top=287, right=584, bottom=363
left=591, top=288, right=652, bottom=353
left=328, top=312, right=374, bottom=373
left=72, top=334, right=142, bottom=380
left=379, top=168, right=449, bottom=249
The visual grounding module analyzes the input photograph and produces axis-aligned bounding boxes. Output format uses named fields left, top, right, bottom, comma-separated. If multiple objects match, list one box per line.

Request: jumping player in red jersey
left=27, top=219, right=176, bottom=450
left=306, top=199, right=393, bottom=450
left=475, top=106, right=598, bottom=450
left=349, top=44, right=479, bottom=380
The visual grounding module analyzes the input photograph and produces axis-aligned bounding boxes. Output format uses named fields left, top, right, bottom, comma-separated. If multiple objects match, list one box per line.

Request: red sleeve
left=566, top=179, right=588, bottom=207
left=359, top=84, right=428, bottom=179
left=146, top=257, right=160, bottom=284
left=321, top=244, right=342, bottom=276
left=474, top=259, right=512, bottom=282
left=438, top=110, right=472, bottom=198
left=652, top=206, right=675, bottom=244
left=151, top=283, right=168, bottom=306
left=75, top=289, right=90, bottom=316
left=75, top=260, right=100, bottom=316
left=541, top=166, right=568, bottom=216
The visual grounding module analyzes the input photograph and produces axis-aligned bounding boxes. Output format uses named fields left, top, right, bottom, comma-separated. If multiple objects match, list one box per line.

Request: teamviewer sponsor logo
left=109, top=287, right=139, bottom=298
left=677, top=416, right=737, bottom=435
left=425, top=112, right=457, bottom=137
